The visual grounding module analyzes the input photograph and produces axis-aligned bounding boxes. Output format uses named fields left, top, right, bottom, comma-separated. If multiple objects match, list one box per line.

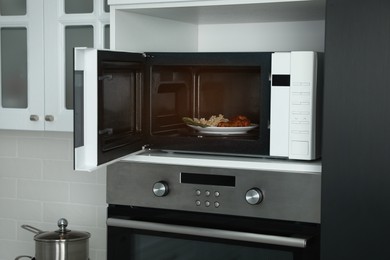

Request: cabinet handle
left=30, top=115, right=39, bottom=121
left=45, top=115, right=54, bottom=122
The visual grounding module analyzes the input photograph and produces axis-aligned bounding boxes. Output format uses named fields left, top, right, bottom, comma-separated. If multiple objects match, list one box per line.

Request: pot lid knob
left=57, top=218, right=69, bottom=233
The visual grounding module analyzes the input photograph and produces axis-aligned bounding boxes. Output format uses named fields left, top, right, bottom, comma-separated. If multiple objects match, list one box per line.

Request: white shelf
left=110, top=0, right=325, bottom=24
left=121, top=150, right=322, bottom=173
left=110, top=0, right=325, bottom=54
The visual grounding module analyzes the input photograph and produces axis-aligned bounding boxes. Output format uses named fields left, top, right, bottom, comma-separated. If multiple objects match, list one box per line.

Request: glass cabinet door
left=0, top=0, right=45, bottom=130
left=0, top=0, right=27, bottom=16
left=0, top=0, right=110, bottom=131
left=44, top=0, right=110, bottom=131
left=1, top=27, right=28, bottom=109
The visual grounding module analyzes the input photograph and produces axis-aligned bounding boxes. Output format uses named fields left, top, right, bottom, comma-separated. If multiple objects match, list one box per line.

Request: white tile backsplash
left=0, top=130, right=107, bottom=260
left=70, top=183, right=106, bottom=205
left=0, top=198, right=42, bottom=221
left=43, top=160, right=97, bottom=183
left=18, top=179, right=70, bottom=202
left=0, top=240, right=35, bottom=260
left=0, top=219, right=17, bottom=240
left=0, top=135, right=17, bottom=157
left=18, top=137, right=72, bottom=160
left=43, top=202, right=99, bottom=226
left=0, top=158, right=42, bottom=179
left=95, top=249, right=108, bottom=260
left=0, top=178, right=17, bottom=198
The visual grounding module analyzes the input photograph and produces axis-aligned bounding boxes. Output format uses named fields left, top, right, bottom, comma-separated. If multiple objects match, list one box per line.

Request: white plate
left=187, top=124, right=258, bottom=135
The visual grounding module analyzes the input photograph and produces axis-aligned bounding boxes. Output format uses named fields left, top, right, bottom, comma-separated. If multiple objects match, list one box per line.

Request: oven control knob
left=153, top=181, right=169, bottom=197
left=245, top=188, right=263, bottom=205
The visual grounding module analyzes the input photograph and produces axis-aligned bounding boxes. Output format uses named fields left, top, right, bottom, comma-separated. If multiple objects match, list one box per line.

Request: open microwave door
left=74, top=48, right=147, bottom=171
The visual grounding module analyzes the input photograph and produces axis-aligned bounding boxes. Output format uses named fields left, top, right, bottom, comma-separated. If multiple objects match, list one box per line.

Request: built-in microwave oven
left=73, top=49, right=322, bottom=171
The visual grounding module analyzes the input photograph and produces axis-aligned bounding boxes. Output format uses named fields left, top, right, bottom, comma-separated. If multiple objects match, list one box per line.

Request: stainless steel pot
left=16, top=218, right=90, bottom=260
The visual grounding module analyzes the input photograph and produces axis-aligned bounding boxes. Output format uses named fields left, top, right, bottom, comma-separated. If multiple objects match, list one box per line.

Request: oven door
left=74, top=48, right=147, bottom=171
left=107, top=206, right=320, bottom=260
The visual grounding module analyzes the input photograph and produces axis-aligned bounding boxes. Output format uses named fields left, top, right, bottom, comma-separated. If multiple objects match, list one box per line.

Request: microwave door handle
left=107, top=218, right=308, bottom=248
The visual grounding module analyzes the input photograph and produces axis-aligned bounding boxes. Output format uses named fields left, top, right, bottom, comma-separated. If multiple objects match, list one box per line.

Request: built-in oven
left=106, top=151, right=321, bottom=260
left=73, top=49, right=322, bottom=172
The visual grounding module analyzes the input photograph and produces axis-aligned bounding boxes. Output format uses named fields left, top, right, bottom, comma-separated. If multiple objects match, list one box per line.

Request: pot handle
left=21, top=224, right=44, bottom=235
left=15, top=256, right=35, bottom=260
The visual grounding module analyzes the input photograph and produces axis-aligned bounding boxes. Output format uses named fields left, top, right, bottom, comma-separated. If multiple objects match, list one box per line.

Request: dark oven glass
left=107, top=206, right=320, bottom=260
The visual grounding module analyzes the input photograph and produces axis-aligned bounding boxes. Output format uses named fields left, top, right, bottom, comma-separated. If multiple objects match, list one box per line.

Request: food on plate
left=193, top=114, right=228, bottom=127
left=217, top=115, right=251, bottom=127
left=183, top=114, right=251, bottom=127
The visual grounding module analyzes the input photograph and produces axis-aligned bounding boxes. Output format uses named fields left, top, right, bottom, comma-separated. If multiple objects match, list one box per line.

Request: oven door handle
left=107, top=218, right=309, bottom=248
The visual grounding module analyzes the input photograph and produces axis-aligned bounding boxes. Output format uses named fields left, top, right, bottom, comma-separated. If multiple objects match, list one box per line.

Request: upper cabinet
left=0, top=0, right=44, bottom=130
left=0, top=0, right=110, bottom=131
left=108, top=0, right=326, bottom=53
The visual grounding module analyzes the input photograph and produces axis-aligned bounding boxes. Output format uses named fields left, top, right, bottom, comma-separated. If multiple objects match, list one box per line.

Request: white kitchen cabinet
left=0, top=1, right=45, bottom=130
left=108, top=0, right=326, bottom=53
left=0, top=0, right=110, bottom=131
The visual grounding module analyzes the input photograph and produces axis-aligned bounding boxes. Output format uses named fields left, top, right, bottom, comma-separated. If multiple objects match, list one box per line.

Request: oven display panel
left=181, top=172, right=236, bottom=187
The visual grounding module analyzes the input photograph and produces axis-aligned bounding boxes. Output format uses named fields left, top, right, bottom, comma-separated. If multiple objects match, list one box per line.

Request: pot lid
left=34, top=218, right=90, bottom=242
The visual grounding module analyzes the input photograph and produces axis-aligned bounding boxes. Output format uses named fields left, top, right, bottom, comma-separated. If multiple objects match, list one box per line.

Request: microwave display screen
left=272, top=74, right=290, bottom=86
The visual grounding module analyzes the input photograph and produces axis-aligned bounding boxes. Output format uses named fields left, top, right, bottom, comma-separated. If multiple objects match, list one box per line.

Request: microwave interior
left=151, top=65, right=261, bottom=134
left=96, top=52, right=271, bottom=164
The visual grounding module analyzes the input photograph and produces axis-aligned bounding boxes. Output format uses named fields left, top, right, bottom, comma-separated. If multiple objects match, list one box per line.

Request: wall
left=0, top=130, right=107, bottom=260
left=198, top=20, right=325, bottom=52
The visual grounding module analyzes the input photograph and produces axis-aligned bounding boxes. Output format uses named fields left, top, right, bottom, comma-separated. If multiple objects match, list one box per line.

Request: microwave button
left=291, top=141, right=309, bottom=155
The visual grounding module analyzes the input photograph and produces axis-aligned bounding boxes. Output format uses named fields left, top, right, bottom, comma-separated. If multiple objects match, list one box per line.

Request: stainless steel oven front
left=106, top=151, right=321, bottom=260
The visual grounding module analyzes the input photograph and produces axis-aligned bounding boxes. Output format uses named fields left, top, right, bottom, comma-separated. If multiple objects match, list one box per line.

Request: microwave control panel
left=270, top=51, right=320, bottom=160
left=107, top=161, right=321, bottom=224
